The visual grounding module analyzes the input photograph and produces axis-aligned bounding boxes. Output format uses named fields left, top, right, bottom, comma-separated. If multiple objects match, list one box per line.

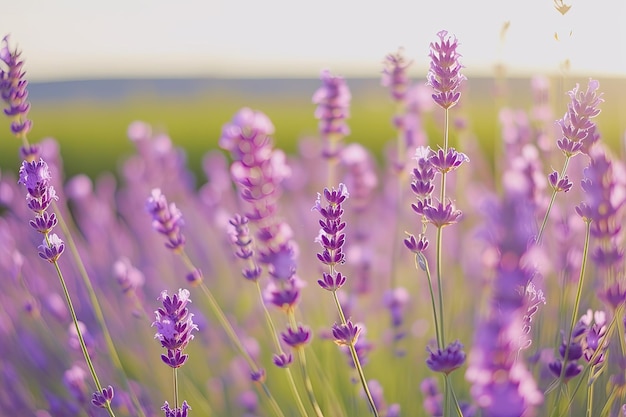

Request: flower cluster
left=6, top=28, right=626, bottom=417
left=549, top=321, right=586, bottom=380
left=556, top=79, right=603, bottom=157
left=91, top=385, right=115, bottom=409
left=466, top=196, right=543, bottom=415
left=152, top=289, right=198, bottom=368
left=18, top=159, right=64, bottom=262
left=0, top=35, right=36, bottom=158
left=426, top=339, right=466, bottom=375
left=313, top=69, right=351, bottom=158
left=382, top=48, right=412, bottom=103
left=162, top=401, right=191, bottom=417
left=146, top=188, right=186, bottom=252
left=313, top=183, right=349, bottom=286
left=426, top=30, right=466, bottom=110
left=228, top=214, right=262, bottom=282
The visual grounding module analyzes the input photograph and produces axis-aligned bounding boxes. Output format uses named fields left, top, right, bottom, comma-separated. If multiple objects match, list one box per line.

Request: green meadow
left=1, top=76, right=624, bottom=182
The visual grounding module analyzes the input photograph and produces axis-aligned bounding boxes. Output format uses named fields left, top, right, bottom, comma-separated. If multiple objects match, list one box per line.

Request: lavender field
left=1, top=26, right=625, bottom=417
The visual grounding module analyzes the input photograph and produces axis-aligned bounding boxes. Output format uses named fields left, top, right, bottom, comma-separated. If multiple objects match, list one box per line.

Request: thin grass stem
left=50, top=254, right=116, bottom=417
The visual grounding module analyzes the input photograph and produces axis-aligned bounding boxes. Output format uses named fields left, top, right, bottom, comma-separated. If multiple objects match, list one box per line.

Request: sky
left=1, top=0, right=625, bottom=81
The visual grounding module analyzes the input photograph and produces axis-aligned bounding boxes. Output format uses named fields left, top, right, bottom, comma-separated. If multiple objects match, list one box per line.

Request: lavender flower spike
left=332, top=320, right=362, bottom=347
left=426, top=340, right=466, bottom=375
left=161, top=401, right=191, bottom=417
left=427, top=30, right=466, bottom=109
left=0, top=35, right=34, bottom=145
left=382, top=48, right=412, bottom=102
left=38, top=234, right=65, bottom=263
left=153, top=289, right=198, bottom=368
left=313, top=69, right=351, bottom=143
left=91, top=385, right=114, bottom=409
left=146, top=188, right=186, bottom=252
left=556, top=79, right=603, bottom=157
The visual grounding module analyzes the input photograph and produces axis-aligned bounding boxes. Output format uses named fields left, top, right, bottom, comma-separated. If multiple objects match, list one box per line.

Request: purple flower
left=428, top=147, right=469, bottom=173
left=427, top=30, right=466, bottom=109
left=281, top=324, right=311, bottom=349
left=382, top=287, right=410, bottom=329
left=29, top=211, right=58, bottom=234
left=152, top=289, right=198, bottom=369
left=599, top=282, right=626, bottom=311
left=228, top=214, right=263, bottom=282
left=382, top=49, right=412, bottom=102
left=420, top=378, right=443, bottom=417
left=313, top=69, right=351, bottom=156
left=556, top=79, right=603, bottom=157
left=38, top=234, right=65, bottom=263
left=404, top=233, right=429, bottom=254
left=91, top=385, right=114, bottom=408
left=229, top=214, right=254, bottom=260
left=332, top=320, right=362, bottom=347
left=580, top=309, right=608, bottom=365
left=0, top=35, right=33, bottom=139
left=146, top=188, right=186, bottom=252
left=426, top=340, right=466, bottom=375
left=548, top=170, right=572, bottom=193
left=273, top=352, right=293, bottom=368
left=265, top=278, right=301, bottom=313
left=161, top=400, right=191, bottom=417
left=423, top=200, right=462, bottom=228
left=466, top=196, right=543, bottom=415
left=409, top=147, right=436, bottom=215
left=185, top=268, right=203, bottom=285
left=219, top=107, right=274, bottom=155
left=63, top=365, right=88, bottom=404
left=250, top=368, right=266, bottom=383
left=219, top=108, right=292, bottom=258
left=314, top=183, right=349, bottom=269
left=112, top=257, right=145, bottom=293
left=18, top=159, right=58, bottom=214
left=160, top=349, right=189, bottom=369
left=317, top=271, right=347, bottom=292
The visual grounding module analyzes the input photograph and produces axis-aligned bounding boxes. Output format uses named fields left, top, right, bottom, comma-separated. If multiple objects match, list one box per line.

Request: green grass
left=1, top=76, right=624, bottom=183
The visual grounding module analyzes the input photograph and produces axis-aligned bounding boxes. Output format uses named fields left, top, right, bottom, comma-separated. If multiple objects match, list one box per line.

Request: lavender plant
left=2, top=23, right=626, bottom=417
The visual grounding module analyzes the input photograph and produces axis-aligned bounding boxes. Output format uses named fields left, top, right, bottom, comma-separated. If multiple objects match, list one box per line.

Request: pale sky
left=1, top=0, right=625, bottom=81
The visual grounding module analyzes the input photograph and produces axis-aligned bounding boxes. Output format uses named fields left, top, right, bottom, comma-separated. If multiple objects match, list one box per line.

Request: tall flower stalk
left=313, top=69, right=351, bottom=187
left=146, top=188, right=286, bottom=417
left=381, top=49, right=413, bottom=318
left=219, top=107, right=324, bottom=417
left=536, top=79, right=603, bottom=244
left=313, top=184, right=380, bottom=417
left=18, top=159, right=117, bottom=417
left=3, top=37, right=118, bottom=417
left=425, top=29, right=466, bottom=347
left=0, top=35, right=38, bottom=160
left=152, top=288, right=197, bottom=415
left=229, top=214, right=310, bottom=417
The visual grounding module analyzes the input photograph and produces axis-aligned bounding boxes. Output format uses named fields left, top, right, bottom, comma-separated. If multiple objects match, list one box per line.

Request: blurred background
left=1, top=0, right=625, bottom=181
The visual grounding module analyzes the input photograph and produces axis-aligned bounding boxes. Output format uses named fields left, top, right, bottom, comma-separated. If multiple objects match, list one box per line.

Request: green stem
left=286, top=311, right=324, bottom=417
left=551, top=220, right=591, bottom=416
left=536, top=156, right=571, bottom=245
left=445, top=374, right=465, bottom=417
left=256, top=283, right=310, bottom=417
left=331, top=291, right=380, bottom=417
left=50, top=255, right=116, bottom=417
left=586, top=368, right=593, bottom=417
left=173, top=368, right=179, bottom=409
left=435, top=226, right=446, bottom=348
left=417, top=253, right=442, bottom=349
left=54, top=203, right=147, bottom=417
left=183, top=251, right=284, bottom=417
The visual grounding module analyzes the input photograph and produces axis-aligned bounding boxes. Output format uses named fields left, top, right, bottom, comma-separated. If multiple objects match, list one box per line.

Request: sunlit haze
left=2, top=0, right=625, bottom=81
